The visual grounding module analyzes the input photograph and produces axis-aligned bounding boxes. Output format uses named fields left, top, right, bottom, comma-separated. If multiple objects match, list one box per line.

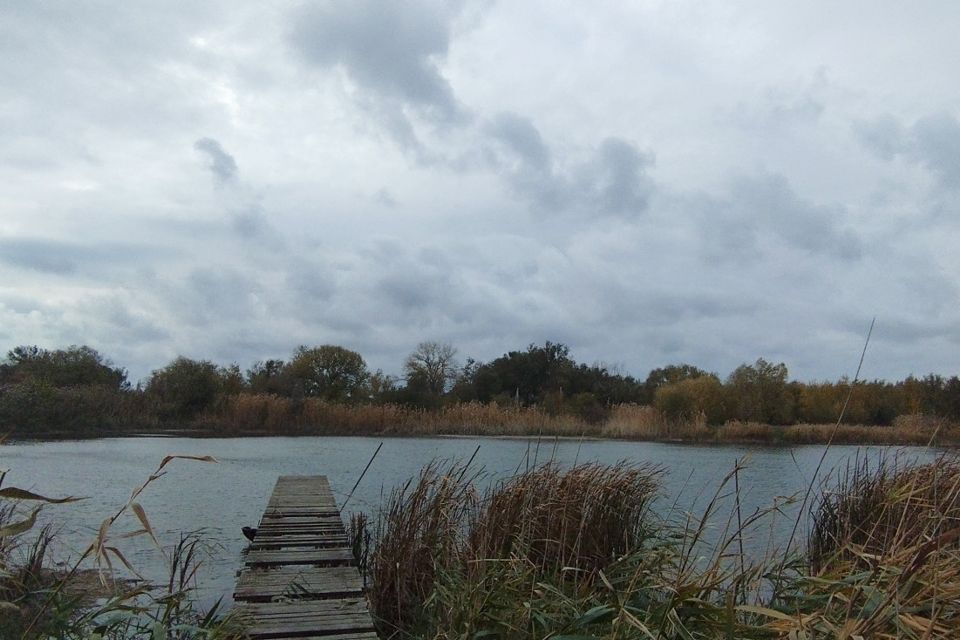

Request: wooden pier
left=233, top=475, right=378, bottom=639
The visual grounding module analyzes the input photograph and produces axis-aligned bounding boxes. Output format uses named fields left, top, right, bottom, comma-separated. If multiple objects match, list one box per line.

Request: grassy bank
left=9, top=397, right=959, bottom=447
left=189, top=396, right=960, bottom=446
left=359, top=457, right=960, bottom=639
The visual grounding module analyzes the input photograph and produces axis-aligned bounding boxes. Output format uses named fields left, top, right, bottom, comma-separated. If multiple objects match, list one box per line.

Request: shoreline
left=5, top=425, right=958, bottom=448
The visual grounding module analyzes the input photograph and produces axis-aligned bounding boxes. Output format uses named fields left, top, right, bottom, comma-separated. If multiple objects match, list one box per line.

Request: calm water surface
left=0, top=436, right=950, bottom=606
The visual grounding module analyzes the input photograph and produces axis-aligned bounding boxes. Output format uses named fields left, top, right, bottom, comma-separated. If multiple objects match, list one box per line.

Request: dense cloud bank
left=1, top=1, right=958, bottom=384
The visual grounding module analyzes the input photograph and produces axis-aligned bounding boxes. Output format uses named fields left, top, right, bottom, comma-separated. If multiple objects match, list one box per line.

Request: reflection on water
left=0, top=436, right=950, bottom=607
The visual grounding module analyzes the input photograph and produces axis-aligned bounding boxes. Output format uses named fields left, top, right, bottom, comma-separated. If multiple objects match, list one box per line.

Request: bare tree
left=404, top=341, right=459, bottom=396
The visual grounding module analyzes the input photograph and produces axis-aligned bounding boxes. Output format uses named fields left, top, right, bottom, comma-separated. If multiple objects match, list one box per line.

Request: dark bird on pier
left=242, top=526, right=257, bottom=541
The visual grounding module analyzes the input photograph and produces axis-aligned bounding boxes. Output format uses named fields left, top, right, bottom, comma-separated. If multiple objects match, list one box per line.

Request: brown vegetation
left=5, top=343, right=960, bottom=443
left=189, top=395, right=960, bottom=446
left=0, top=457, right=239, bottom=639
left=361, top=459, right=960, bottom=638
left=809, top=455, right=960, bottom=569
left=366, top=460, right=661, bottom=637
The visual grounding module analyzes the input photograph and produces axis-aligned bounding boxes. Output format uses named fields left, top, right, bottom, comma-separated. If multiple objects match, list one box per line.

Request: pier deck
left=233, top=475, right=377, bottom=639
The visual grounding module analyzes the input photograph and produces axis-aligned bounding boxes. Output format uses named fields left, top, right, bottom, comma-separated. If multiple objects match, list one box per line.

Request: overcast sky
left=1, top=1, right=958, bottom=384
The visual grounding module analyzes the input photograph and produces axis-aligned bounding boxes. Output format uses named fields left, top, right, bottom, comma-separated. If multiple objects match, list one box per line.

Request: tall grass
left=809, top=455, right=960, bottom=569
left=13, top=390, right=957, bottom=446
left=467, top=463, right=661, bottom=575
left=366, top=460, right=662, bottom=638
left=367, top=461, right=480, bottom=634
left=770, top=454, right=960, bottom=638
left=0, top=456, right=240, bottom=639
left=361, top=458, right=960, bottom=639
left=193, top=394, right=960, bottom=446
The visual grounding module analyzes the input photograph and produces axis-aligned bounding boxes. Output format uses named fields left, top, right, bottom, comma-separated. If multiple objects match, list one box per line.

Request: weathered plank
left=253, top=527, right=349, bottom=537
left=248, top=537, right=351, bottom=551
left=236, top=598, right=375, bottom=638
left=234, top=566, right=366, bottom=602
left=259, top=515, right=346, bottom=525
left=244, top=548, right=356, bottom=567
left=232, top=475, right=375, bottom=638
left=249, top=534, right=350, bottom=544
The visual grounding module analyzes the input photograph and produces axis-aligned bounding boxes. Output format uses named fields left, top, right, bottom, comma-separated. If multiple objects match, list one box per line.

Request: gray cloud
left=584, top=138, right=654, bottom=216
left=0, top=237, right=176, bottom=276
left=194, top=137, right=238, bottom=184
left=872, top=317, right=960, bottom=347
left=486, top=112, right=551, bottom=170
left=693, top=174, right=862, bottom=262
left=81, top=295, right=170, bottom=344
left=183, top=267, right=259, bottom=326
left=911, top=113, right=960, bottom=188
left=857, top=112, right=960, bottom=189
left=485, top=112, right=653, bottom=218
left=285, top=258, right=336, bottom=305
left=734, top=174, right=861, bottom=259
left=856, top=115, right=906, bottom=161
left=2, top=1, right=959, bottom=383
left=288, top=0, right=468, bottom=152
left=0, top=238, right=77, bottom=274
left=374, top=188, right=398, bottom=208
left=365, top=241, right=456, bottom=314
left=727, top=73, right=827, bottom=132
left=227, top=201, right=287, bottom=252
left=290, top=1, right=458, bottom=113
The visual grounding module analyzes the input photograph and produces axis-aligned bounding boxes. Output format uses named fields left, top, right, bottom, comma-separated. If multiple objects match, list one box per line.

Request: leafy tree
left=145, top=357, right=222, bottom=420
left=643, top=364, right=711, bottom=402
left=944, top=376, right=960, bottom=421
left=918, top=374, right=952, bottom=416
left=654, top=375, right=725, bottom=424
left=287, top=345, right=369, bottom=402
left=726, top=358, right=793, bottom=424
left=367, top=369, right=399, bottom=402
left=453, top=343, right=645, bottom=409
left=0, top=345, right=132, bottom=433
left=0, top=345, right=128, bottom=390
left=450, top=357, right=484, bottom=402
left=569, top=362, right=644, bottom=405
left=404, top=341, right=459, bottom=396
left=219, top=363, right=245, bottom=395
left=798, top=382, right=841, bottom=424
left=247, top=359, right=291, bottom=395
left=567, top=392, right=610, bottom=424
left=470, top=341, right=576, bottom=406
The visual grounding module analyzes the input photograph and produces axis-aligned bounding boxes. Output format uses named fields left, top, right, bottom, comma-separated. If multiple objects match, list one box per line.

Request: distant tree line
left=1, top=341, right=958, bottom=435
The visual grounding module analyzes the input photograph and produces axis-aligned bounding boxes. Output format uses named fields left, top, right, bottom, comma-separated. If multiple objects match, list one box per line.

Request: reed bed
left=201, top=396, right=584, bottom=436
left=0, top=457, right=240, bottom=639
left=366, top=461, right=480, bottom=634
left=360, top=458, right=960, bottom=639
left=769, top=454, right=960, bottom=638
left=808, top=455, right=960, bottom=569
left=467, top=463, right=662, bottom=575
left=194, top=395, right=960, bottom=446
left=365, top=460, right=668, bottom=638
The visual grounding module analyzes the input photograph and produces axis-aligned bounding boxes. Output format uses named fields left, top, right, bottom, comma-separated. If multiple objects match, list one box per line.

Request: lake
left=0, top=436, right=950, bottom=607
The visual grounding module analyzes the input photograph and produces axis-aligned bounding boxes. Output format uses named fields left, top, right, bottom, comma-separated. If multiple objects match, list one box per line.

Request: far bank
left=6, top=399, right=959, bottom=448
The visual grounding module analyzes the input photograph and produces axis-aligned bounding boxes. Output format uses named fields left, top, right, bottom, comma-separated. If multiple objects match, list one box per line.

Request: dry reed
left=367, top=460, right=480, bottom=636
left=198, top=394, right=960, bottom=446
left=467, top=462, right=661, bottom=575
left=365, top=460, right=662, bottom=637
left=0, top=457, right=239, bottom=639
left=363, top=457, right=960, bottom=638
left=809, top=455, right=960, bottom=570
